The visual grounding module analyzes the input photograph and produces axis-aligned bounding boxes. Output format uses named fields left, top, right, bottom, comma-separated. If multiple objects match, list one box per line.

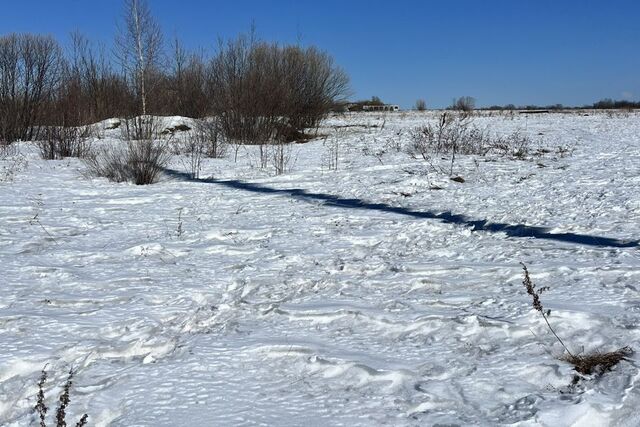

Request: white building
left=362, top=104, right=400, bottom=112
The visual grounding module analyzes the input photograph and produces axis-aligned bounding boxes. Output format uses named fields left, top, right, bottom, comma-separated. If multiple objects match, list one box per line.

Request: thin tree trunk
left=132, top=0, right=146, bottom=116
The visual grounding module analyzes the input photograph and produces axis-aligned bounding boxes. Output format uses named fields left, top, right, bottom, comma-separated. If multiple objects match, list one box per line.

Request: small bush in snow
left=37, top=126, right=92, bottom=160
left=271, top=141, right=294, bottom=175
left=177, top=130, right=206, bottom=180
left=121, top=116, right=161, bottom=142
left=85, top=115, right=171, bottom=184
left=178, top=135, right=205, bottom=179
left=85, top=138, right=171, bottom=185
left=409, top=113, right=484, bottom=159
left=174, top=119, right=226, bottom=179
left=489, top=130, right=530, bottom=159
left=196, top=119, right=226, bottom=159
left=1, top=140, right=16, bottom=158
left=322, top=133, right=340, bottom=171
left=0, top=152, right=28, bottom=183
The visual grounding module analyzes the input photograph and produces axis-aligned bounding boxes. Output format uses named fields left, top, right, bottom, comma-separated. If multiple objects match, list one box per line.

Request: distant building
left=362, top=104, right=400, bottom=112
left=340, top=101, right=401, bottom=113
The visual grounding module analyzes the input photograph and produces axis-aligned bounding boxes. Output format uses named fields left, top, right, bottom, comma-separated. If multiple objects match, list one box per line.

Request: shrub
left=85, top=115, right=170, bottom=184
left=84, top=144, right=130, bottom=183
left=207, top=34, right=349, bottom=147
left=408, top=112, right=531, bottom=166
left=271, top=141, right=293, bottom=175
left=489, top=130, right=530, bottom=159
left=178, top=128, right=205, bottom=179
left=0, top=140, right=15, bottom=158
left=121, top=115, right=160, bottom=141
left=181, top=136, right=204, bottom=179
left=126, top=139, right=171, bottom=184
left=415, top=99, right=427, bottom=111
left=196, top=119, right=226, bottom=158
left=173, top=118, right=227, bottom=179
left=1, top=147, right=28, bottom=183
left=408, top=112, right=483, bottom=162
left=451, top=96, right=475, bottom=112
left=85, top=138, right=171, bottom=185
left=37, top=126, right=92, bottom=160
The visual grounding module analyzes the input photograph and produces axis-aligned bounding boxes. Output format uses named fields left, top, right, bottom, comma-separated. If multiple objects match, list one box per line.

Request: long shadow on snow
left=164, top=169, right=639, bottom=249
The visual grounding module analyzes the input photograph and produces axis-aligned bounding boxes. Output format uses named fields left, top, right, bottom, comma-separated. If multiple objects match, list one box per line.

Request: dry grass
left=408, top=112, right=533, bottom=176
left=35, top=368, right=48, bottom=427
left=35, top=367, right=88, bottom=427
left=521, top=263, right=633, bottom=377
left=562, top=346, right=633, bottom=376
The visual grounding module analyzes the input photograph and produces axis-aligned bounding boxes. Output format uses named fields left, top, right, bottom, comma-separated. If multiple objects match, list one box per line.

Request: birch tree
left=114, top=0, right=163, bottom=116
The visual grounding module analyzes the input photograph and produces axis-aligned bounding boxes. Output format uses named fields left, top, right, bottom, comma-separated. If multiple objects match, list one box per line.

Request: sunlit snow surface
left=1, top=111, right=639, bottom=426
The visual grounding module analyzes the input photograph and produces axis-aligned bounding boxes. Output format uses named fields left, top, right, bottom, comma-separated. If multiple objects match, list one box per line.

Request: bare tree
left=451, top=96, right=476, bottom=112
left=114, top=0, right=163, bottom=116
left=415, top=99, right=427, bottom=111
left=165, top=37, right=208, bottom=117
left=63, top=32, right=132, bottom=124
left=0, top=34, right=64, bottom=142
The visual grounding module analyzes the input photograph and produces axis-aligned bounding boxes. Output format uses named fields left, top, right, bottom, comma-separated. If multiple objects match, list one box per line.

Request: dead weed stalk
left=521, top=263, right=633, bottom=376
left=35, top=367, right=88, bottom=427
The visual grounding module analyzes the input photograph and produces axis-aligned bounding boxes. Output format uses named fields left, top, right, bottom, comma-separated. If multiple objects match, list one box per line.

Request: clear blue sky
left=1, top=0, right=638, bottom=108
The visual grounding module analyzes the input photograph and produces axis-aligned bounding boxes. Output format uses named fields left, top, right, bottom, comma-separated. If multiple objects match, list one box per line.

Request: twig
left=30, top=213, right=59, bottom=245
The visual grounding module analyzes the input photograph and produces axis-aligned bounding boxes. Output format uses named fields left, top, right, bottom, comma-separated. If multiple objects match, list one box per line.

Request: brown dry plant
left=521, top=263, right=633, bottom=376
left=34, top=366, right=89, bottom=427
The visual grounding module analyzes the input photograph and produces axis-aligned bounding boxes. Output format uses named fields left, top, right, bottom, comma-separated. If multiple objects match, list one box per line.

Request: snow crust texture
left=1, top=111, right=639, bottom=426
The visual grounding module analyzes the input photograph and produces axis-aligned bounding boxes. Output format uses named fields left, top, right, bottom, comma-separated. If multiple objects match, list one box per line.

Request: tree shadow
left=164, top=169, right=639, bottom=249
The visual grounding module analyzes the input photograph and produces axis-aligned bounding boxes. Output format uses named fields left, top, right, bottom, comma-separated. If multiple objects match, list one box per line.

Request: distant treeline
left=482, top=99, right=640, bottom=111
left=0, top=0, right=349, bottom=144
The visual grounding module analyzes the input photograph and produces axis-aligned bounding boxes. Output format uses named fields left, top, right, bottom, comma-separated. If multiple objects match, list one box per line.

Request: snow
left=1, top=111, right=639, bottom=425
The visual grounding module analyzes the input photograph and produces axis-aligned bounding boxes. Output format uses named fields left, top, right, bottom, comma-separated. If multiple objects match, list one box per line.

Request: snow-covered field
left=1, top=111, right=639, bottom=426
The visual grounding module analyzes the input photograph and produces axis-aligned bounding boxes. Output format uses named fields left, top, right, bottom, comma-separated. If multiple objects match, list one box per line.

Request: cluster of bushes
left=408, top=112, right=531, bottom=175
left=0, top=0, right=349, bottom=148
left=590, top=98, right=640, bottom=109
left=209, top=34, right=349, bottom=144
